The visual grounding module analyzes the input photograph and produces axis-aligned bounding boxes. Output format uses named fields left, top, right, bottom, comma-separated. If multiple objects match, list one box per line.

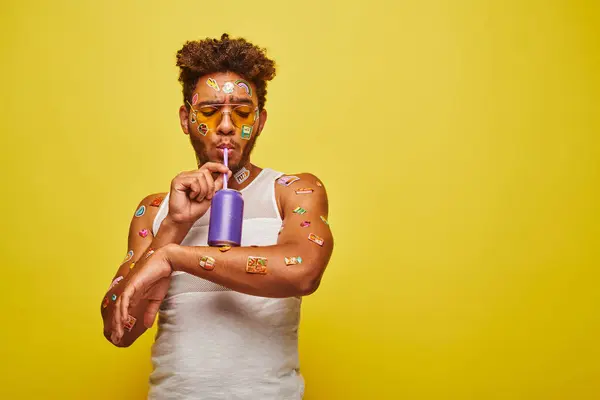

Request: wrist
left=160, top=215, right=194, bottom=244
left=161, top=243, right=181, bottom=272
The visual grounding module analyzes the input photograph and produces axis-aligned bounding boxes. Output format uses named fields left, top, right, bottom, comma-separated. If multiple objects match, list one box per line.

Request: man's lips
left=216, top=143, right=235, bottom=150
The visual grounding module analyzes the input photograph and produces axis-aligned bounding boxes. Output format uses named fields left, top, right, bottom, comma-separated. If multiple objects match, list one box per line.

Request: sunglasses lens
left=231, top=105, right=255, bottom=127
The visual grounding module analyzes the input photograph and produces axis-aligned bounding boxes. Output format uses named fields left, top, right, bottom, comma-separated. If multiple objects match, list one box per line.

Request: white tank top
left=148, top=168, right=305, bottom=400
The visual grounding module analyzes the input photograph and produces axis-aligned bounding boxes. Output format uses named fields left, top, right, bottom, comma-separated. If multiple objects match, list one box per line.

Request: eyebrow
left=196, top=97, right=254, bottom=107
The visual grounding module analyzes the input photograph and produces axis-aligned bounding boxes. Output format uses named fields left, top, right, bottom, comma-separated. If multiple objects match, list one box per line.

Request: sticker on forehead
left=198, top=123, right=209, bottom=136
left=241, top=125, right=253, bottom=140
left=234, top=167, right=250, bottom=184
left=222, top=81, right=235, bottom=94
left=206, top=78, right=220, bottom=92
left=235, top=79, right=252, bottom=97
left=192, top=93, right=199, bottom=105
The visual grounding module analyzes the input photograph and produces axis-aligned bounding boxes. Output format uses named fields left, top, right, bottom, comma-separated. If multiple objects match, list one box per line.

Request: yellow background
left=1, top=0, right=598, bottom=399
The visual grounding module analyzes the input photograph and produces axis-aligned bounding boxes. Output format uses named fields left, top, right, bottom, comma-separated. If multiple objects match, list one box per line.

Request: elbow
left=296, top=269, right=323, bottom=296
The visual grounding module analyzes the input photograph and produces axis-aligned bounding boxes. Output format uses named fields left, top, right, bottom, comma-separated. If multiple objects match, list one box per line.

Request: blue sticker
left=111, top=294, right=117, bottom=301
left=135, top=205, right=146, bottom=217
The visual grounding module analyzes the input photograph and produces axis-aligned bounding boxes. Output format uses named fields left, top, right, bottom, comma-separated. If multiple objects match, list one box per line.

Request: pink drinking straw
left=223, top=148, right=228, bottom=190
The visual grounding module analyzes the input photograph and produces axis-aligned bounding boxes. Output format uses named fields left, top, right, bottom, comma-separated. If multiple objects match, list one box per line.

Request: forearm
left=102, top=217, right=193, bottom=346
left=167, top=243, right=321, bottom=298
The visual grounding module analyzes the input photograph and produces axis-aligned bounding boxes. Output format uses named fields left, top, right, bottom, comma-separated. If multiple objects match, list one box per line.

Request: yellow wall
left=1, top=0, right=598, bottom=398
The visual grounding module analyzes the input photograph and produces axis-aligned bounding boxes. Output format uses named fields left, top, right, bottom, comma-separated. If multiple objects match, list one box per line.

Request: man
left=100, top=33, right=334, bottom=399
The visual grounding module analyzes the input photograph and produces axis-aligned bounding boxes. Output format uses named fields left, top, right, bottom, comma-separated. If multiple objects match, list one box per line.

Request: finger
left=144, top=300, right=162, bottom=328
left=194, top=175, right=208, bottom=202
left=200, top=169, right=215, bottom=199
left=114, top=295, right=123, bottom=341
left=199, top=162, right=230, bottom=174
left=120, top=286, right=133, bottom=324
left=188, top=178, right=202, bottom=200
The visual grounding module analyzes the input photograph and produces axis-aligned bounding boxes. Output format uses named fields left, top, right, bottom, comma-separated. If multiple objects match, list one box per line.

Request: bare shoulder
left=274, top=172, right=328, bottom=219
left=131, top=192, right=169, bottom=225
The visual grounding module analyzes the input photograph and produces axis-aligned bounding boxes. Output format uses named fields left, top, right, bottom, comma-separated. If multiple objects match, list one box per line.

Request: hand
left=167, top=162, right=232, bottom=224
left=110, top=248, right=173, bottom=345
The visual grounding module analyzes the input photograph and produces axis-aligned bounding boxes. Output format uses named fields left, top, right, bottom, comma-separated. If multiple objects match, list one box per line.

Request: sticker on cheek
left=192, top=93, right=198, bottom=105
left=135, top=205, right=146, bottom=217
left=207, top=78, right=220, bottom=92
left=124, top=315, right=137, bottom=332
left=277, top=175, right=300, bottom=186
left=300, top=221, right=311, bottom=228
left=241, top=125, right=253, bottom=140
left=198, top=123, right=209, bottom=136
left=139, top=229, right=149, bottom=238
left=308, top=233, right=324, bottom=246
left=123, top=250, right=134, bottom=263
left=295, top=188, right=314, bottom=194
left=235, top=79, right=252, bottom=96
left=199, top=255, right=216, bottom=271
left=234, top=167, right=250, bottom=184
left=246, top=256, right=268, bottom=274
left=150, top=196, right=164, bottom=207
left=284, top=256, right=303, bottom=266
left=222, top=81, right=235, bottom=94
left=293, top=206, right=307, bottom=215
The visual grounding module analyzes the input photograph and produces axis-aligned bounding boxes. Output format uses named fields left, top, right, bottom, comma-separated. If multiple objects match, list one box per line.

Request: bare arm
left=100, top=193, right=192, bottom=347
left=166, top=173, right=333, bottom=298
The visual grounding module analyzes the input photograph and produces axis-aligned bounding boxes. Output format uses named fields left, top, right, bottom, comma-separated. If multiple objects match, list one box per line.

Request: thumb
left=215, top=171, right=233, bottom=190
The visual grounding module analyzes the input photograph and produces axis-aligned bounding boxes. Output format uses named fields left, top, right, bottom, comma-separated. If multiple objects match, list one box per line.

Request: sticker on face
left=246, top=256, right=268, bottom=274
left=277, top=175, right=300, bottom=186
left=284, top=256, right=303, bottom=266
left=135, top=205, right=146, bottom=217
left=293, top=206, right=307, bottom=215
left=139, top=229, right=149, bottom=238
left=124, top=315, right=137, bottom=332
left=198, top=123, right=209, bottom=136
left=207, top=78, right=220, bottom=92
left=222, top=81, right=235, bottom=94
left=235, top=79, right=252, bottom=97
left=300, top=221, right=311, bottom=228
left=123, top=250, right=134, bottom=263
left=234, top=167, right=250, bottom=184
left=308, top=233, right=324, bottom=246
left=295, top=188, right=314, bottom=195
left=150, top=196, right=164, bottom=207
left=192, top=93, right=199, bottom=105
left=241, top=125, right=253, bottom=140
left=199, top=255, right=216, bottom=271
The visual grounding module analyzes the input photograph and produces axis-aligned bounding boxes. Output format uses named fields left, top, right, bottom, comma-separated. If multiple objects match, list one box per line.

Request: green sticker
left=241, top=125, right=253, bottom=140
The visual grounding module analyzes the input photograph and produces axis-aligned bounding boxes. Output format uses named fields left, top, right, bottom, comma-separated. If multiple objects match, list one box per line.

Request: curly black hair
left=176, top=33, right=276, bottom=110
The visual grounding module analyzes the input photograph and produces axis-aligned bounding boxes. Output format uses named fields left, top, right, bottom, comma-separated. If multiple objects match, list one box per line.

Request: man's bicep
left=276, top=173, right=333, bottom=271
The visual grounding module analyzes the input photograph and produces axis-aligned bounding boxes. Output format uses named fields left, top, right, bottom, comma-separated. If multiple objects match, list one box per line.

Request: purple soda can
left=207, top=189, right=244, bottom=246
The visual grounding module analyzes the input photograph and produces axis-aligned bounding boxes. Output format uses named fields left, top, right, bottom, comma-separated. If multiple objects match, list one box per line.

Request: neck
left=226, top=162, right=262, bottom=191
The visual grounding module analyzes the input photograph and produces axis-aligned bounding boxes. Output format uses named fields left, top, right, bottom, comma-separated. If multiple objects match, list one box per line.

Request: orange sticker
left=246, top=256, right=268, bottom=274
left=124, top=315, right=137, bottom=332
left=150, top=197, right=164, bottom=207
left=308, top=233, right=324, bottom=246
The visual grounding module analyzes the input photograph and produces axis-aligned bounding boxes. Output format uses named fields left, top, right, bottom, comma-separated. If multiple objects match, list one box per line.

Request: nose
left=217, top=111, right=235, bottom=136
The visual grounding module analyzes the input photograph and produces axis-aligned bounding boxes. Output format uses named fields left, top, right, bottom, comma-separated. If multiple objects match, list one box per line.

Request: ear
left=255, top=108, right=268, bottom=137
left=179, top=105, right=190, bottom=135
